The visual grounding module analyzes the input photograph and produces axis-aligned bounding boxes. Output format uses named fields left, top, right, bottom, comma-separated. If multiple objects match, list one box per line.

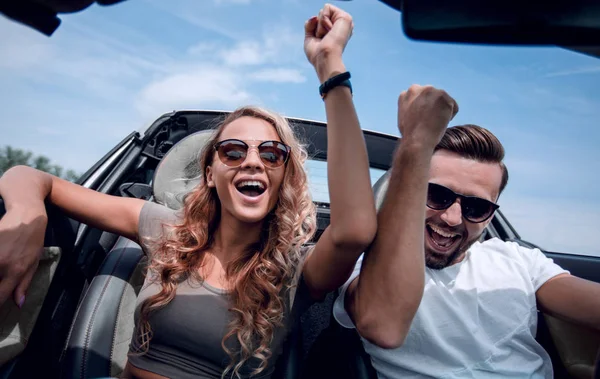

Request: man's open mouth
left=235, top=180, right=266, bottom=198
left=426, top=223, right=461, bottom=251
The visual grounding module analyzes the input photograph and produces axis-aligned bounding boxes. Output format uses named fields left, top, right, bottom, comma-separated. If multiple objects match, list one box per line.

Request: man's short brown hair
left=435, top=124, right=509, bottom=194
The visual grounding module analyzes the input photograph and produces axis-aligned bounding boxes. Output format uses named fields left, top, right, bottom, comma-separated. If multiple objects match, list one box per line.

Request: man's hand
left=0, top=203, right=47, bottom=308
left=304, top=3, right=354, bottom=83
left=398, top=85, right=459, bottom=149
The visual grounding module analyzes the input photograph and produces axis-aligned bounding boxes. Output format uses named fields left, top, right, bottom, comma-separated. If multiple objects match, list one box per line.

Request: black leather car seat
left=61, top=131, right=214, bottom=378
left=60, top=238, right=146, bottom=378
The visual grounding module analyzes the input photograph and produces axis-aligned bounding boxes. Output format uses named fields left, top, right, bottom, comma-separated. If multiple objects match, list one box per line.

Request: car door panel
left=545, top=252, right=600, bottom=283
left=543, top=314, right=600, bottom=379
left=0, top=199, right=80, bottom=379
left=538, top=252, right=600, bottom=379
left=0, top=131, right=144, bottom=378
left=495, top=212, right=600, bottom=379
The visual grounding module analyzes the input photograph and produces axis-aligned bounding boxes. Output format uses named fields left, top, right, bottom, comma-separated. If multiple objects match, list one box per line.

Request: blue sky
left=1, top=0, right=599, bottom=256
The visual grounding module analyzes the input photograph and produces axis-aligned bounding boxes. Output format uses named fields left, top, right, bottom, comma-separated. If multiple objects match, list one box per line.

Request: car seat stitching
left=80, top=236, right=125, bottom=379
left=62, top=235, right=123, bottom=372
left=109, top=241, right=142, bottom=377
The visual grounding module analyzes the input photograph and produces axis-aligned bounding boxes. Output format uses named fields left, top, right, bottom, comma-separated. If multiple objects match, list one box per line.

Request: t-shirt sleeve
left=332, top=254, right=364, bottom=329
left=515, top=243, right=570, bottom=291
left=138, top=201, right=180, bottom=256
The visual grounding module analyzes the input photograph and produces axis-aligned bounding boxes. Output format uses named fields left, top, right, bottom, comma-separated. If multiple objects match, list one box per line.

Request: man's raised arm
left=344, top=85, right=458, bottom=348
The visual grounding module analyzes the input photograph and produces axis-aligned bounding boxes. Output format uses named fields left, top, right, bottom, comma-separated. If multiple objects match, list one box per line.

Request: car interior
left=1, top=0, right=600, bottom=378
left=1, top=110, right=599, bottom=379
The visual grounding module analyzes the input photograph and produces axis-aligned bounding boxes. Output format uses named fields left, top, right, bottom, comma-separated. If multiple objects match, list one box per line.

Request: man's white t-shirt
left=333, top=238, right=569, bottom=379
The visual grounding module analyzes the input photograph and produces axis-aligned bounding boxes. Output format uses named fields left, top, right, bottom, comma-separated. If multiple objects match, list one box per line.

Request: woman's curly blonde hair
left=134, top=106, right=317, bottom=378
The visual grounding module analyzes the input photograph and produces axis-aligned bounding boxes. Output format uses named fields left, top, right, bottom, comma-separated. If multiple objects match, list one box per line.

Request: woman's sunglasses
left=427, top=183, right=499, bottom=223
left=214, top=139, right=291, bottom=169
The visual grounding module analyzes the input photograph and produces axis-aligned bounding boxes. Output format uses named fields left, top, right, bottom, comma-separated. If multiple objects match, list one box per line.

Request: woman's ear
left=206, top=166, right=215, bottom=188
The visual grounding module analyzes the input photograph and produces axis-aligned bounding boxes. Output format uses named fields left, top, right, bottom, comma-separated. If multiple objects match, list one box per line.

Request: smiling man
left=333, top=84, right=600, bottom=378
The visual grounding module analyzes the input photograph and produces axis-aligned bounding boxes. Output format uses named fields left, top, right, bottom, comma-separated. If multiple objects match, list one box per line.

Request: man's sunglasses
left=214, top=139, right=291, bottom=169
left=427, top=183, right=499, bottom=223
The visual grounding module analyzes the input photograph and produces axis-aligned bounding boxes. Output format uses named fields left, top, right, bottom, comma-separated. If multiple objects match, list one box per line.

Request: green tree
left=65, top=169, right=80, bottom=182
left=32, top=155, right=51, bottom=173
left=0, top=146, right=80, bottom=182
left=0, top=146, right=32, bottom=172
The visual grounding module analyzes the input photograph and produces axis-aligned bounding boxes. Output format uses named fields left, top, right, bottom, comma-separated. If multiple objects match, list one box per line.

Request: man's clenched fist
left=398, top=85, right=459, bottom=149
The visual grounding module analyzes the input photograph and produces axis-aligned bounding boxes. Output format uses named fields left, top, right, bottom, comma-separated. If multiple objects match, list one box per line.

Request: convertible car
left=0, top=110, right=599, bottom=379
left=1, top=0, right=600, bottom=378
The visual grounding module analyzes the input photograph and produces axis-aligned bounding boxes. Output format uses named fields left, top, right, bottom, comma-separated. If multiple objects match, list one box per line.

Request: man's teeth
left=429, top=224, right=459, bottom=238
left=237, top=180, right=264, bottom=189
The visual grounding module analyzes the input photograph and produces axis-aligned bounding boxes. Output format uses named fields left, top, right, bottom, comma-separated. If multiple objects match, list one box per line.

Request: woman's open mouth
left=235, top=180, right=267, bottom=202
left=426, top=223, right=462, bottom=253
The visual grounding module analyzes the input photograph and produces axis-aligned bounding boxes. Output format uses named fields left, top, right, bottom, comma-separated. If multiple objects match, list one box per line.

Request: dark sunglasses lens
left=463, top=198, right=496, bottom=223
left=427, top=183, right=456, bottom=210
left=217, top=140, right=247, bottom=166
left=259, top=142, right=289, bottom=168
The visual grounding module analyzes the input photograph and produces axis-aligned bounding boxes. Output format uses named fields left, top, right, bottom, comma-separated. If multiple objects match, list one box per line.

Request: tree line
left=0, top=146, right=80, bottom=182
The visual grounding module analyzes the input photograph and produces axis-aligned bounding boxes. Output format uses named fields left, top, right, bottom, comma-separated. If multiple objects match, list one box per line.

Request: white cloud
left=0, top=9, right=308, bottom=173
left=141, top=0, right=243, bottom=40
left=262, top=26, right=305, bottom=65
left=249, top=68, right=306, bottom=83
left=1, top=6, right=309, bottom=146
left=0, top=22, right=55, bottom=70
left=221, top=41, right=266, bottom=66
left=134, top=22, right=307, bottom=116
left=135, top=67, right=253, bottom=117
left=546, top=66, right=600, bottom=77
left=0, top=17, right=170, bottom=103
left=187, top=42, right=223, bottom=56
left=218, top=24, right=304, bottom=67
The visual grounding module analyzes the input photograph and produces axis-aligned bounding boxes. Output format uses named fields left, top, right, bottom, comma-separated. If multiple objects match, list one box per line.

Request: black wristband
left=319, top=71, right=352, bottom=100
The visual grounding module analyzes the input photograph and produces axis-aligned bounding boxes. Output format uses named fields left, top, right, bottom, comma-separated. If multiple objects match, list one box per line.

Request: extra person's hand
left=304, top=3, right=354, bottom=83
left=0, top=204, right=47, bottom=308
left=397, top=85, right=459, bottom=149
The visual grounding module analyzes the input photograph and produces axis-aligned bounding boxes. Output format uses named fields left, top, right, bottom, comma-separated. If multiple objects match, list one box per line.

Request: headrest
left=152, top=130, right=215, bottom=210
left=373, top=169, right=391, bottom=211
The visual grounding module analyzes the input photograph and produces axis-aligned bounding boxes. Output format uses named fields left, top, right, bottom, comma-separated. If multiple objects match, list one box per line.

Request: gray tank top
left=127, top=202, right=314, bottom=379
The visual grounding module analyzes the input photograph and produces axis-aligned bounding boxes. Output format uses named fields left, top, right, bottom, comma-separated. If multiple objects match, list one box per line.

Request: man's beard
left=425, top=232, right=482, bottom=270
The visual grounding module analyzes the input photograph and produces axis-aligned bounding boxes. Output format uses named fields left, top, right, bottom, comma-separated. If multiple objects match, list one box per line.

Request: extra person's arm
left=537, top=273, right=600, bottom=330
left=344, top=86, right=459, bottom=348
left=1, top=165, right=144, bottom=241
left=301, top=5, right=377, bottom=299
left=0, top=165, right=145, bottom=306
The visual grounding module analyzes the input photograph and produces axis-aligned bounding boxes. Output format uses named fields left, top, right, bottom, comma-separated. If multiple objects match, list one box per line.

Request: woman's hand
left=0, top=203, right=47, bottom=307
left=304, top=3, right=354, bottom=83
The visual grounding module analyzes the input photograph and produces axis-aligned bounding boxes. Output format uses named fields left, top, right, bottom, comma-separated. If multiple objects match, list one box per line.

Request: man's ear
left=206, top=166, right=215, bottom=188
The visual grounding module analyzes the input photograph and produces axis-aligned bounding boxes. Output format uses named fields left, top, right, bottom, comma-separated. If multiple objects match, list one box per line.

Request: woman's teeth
left=236, top=180, right=266, bottom=197
left=236, top=180, right=265, bottom=190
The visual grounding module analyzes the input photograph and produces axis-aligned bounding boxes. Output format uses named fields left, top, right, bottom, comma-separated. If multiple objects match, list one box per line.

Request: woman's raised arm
left=302, top=4, right=377, bottom=299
